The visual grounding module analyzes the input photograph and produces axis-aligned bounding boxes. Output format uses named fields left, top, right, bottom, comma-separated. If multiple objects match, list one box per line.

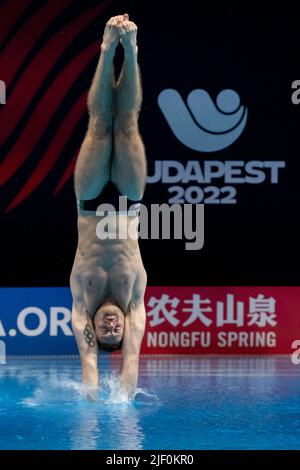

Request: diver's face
left=94, top=305, right=125, bottom=345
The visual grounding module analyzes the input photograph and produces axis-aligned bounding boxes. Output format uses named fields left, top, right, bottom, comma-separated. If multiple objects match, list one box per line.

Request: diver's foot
left=118, top=19, right=138, bottom=55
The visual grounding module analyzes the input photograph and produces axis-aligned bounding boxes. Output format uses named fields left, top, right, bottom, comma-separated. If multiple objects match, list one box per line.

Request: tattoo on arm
left=84, top=324, right=95, bottom=348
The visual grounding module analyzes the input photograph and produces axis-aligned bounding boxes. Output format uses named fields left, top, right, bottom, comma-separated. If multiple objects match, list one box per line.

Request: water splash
left=20, top=377, right=96, bottom=407
left=21, top=388, right=45, bottom=407
left=20, top=373, right=159, bottom=407
left=100, top=373, right=159, bottom=405
left=134, top=387, right=160, bottom=405
left=101, top=373, right=130, bottom=404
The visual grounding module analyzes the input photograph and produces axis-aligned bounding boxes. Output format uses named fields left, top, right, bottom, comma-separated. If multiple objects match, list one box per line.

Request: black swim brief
left=77, top=181, right=142, bottom=214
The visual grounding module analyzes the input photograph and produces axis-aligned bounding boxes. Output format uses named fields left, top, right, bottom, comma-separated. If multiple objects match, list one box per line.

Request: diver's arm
left=71, top=303, right=99, bottom=399
left=120, top=302, right=146, bottom=399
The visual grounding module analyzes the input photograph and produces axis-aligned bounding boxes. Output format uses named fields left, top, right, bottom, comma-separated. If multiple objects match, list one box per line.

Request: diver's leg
left=74, top=16, right=124, bottom=200
left=111, top=19, right=147, bottom=201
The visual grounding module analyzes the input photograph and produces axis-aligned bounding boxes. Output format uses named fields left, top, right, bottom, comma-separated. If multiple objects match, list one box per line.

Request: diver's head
left=93, top=299, right=124, bottom=352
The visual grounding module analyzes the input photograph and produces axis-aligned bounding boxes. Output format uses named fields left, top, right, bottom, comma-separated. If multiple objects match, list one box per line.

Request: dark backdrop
left=0, top=0, right=299, bottom=286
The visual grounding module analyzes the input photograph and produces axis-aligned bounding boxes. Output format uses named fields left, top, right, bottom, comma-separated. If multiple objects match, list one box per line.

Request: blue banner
left=0, top=288, right=76, bottom=355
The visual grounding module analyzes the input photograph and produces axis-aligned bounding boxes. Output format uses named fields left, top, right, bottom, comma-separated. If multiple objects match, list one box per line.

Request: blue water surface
left=0, top=356, right=300, bottom=450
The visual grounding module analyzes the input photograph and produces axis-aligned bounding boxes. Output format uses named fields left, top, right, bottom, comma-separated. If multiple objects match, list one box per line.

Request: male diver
left=70, top=14, right=147, bottom=400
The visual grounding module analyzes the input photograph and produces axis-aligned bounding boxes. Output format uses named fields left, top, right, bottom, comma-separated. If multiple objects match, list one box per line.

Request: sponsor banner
left=0, top=287, right=299, bottom=355
left=143, top=287, right=300, bottom=354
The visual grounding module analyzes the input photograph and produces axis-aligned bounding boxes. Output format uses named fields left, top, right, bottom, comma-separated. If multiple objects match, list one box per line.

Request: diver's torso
left=70, top=212, right=146, bottom=315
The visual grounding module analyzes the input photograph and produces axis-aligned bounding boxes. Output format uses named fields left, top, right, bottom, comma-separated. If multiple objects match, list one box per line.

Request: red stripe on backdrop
left=1, top=43, right=97, bottom=200
left=0, top=0, right=32, bottom=44
left=0, top=0, right=72, bottom=85
left=0, top=2, right=108, bottom=154
left=6, top=93, right=87, bottom=212
left=141, top=286, right=300, bottom=354
left=53, top=153, right=77, bottom=196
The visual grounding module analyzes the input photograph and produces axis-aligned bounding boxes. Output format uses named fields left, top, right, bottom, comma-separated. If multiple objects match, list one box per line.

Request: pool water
left=0, top=356, right=300, bottom=450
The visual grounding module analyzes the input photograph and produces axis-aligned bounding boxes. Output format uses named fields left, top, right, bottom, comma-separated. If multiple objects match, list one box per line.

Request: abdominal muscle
left=71, top=212, right=143, bottom=315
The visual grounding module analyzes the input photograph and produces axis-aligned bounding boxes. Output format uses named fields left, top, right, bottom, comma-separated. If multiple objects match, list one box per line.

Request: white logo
left=158, top=88, right=247, bottom=152
left=95, top=199, right=204, bottom=251
left=0, top=307, right=73, bottom=338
